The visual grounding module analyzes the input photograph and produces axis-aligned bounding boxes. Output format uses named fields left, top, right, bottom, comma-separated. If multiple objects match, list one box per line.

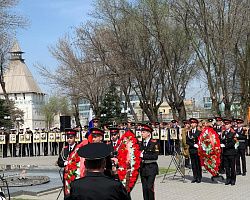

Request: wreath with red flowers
left=116, top=130, right=141, bottom=192
left=198, top=127, right=221, bottom=176
left=64, top=139, right=88, bottom=196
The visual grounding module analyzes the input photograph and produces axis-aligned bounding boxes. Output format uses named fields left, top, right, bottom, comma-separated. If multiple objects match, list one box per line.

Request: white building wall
left=1, top=92, right=45, bottom=130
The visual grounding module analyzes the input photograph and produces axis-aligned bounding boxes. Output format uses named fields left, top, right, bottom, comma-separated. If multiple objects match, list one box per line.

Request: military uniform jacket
left=235, top=128, right=247, bottom=149
left=186, top=129, right=201, bottom=155
left=140, top=139, right=159, bottom=176
left=66, top=172, right=129, bottom=200
left=221, top=130, right=237, bottom=156
left=57, top=144, right=77, bottom=167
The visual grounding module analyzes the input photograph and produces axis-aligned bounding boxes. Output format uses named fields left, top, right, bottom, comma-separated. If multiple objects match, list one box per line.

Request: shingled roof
left=0, top=41, right=44, bottom=94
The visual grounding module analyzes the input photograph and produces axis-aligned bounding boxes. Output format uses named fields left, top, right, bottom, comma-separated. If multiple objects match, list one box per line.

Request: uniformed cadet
left=9, top=129, right=17, bottom=157
left=34, top=128, right=40, bottom=156
left=182, top=120, right=190, bottom=168
left=18, top=128, right=25, bottom=157
left=88, top=127, right=113, bottom=178
left=186, top=118, right=202, bottom=183
left=108, top=127, right=120, bottom=179
left=220, top=119, right=237, bottom=185
left=57, top=128, right=78, bottom=196
left=214, top=117, right=225, bottom=174
left=0, top=128, right=7, bottom=157
left=235, top=119, right=247, bottom=176
left=57, top=128, right=77, bottom=167
left=140, top=124, right=159, bottom=200
left=66, top=143, right=129, bottom=200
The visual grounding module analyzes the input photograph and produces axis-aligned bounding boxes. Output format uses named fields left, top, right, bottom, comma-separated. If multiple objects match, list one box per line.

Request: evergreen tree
left=100, top=85, right=122, bottom=125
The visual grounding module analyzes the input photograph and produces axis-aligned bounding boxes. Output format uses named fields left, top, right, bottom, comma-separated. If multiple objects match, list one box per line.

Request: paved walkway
left=1, top=155, right=250, bottom=200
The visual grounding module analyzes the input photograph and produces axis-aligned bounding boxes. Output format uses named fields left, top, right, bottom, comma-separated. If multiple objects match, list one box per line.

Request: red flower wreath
left=116, top=130, right=141, bottom=192
left=198, top=127, right=221, bottom=176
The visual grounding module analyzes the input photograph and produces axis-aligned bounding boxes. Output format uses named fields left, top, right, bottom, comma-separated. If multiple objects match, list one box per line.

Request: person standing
left=66, top=143, right=129, bottom=200
left=186, top=118, right=202, bottom=183
left=220, top=119, right=237, bottom=185
left=140, top=124, right=159, bottom=200
left=182, top=120, right=190, bottom=168
left=235, top=119, right=247, bottom=176
left=57, top=128, right=78, bottom=196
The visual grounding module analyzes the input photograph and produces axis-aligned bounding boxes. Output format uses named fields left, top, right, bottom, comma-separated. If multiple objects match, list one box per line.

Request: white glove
left=140, top=151, right=144, bottom=158
left=64, top=161, right=68, bottom=166
left=194, top=144, right=198, bottom=148
left=236, top=134, right=239, bottom=137
left=220, top=144, right=225, bottom=148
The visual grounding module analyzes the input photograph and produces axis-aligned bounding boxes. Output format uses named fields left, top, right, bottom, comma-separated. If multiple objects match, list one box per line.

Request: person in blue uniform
left=140, top=124, right=159, bottom=200
left=66, top=143, right=129, bottom=200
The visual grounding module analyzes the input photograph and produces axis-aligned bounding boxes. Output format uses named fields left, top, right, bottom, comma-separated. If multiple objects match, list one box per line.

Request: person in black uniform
left=89, top=127, right=113, bottom=178
left=214, top=117, right=225, bottom=174
left=108, top=127, right=120, bottom=180
left=235, top=119, right=247, bottom=176
left=186, top=118, right=202, bottom=183
left=66, top=143, right=129, bottom=200
left=140, top=124, right=159, bottom=200
left=220, top=119, right=237, bottom=185
left=57, top=128, right=78, bottom=197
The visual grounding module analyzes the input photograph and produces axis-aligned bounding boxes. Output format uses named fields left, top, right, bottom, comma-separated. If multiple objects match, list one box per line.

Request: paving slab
left=1, top=155, right=250, bottom=200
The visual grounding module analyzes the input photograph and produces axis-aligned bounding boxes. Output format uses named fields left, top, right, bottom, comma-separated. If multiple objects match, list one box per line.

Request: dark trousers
left=34, top=143, right=40, bottom=156
left=9, top=144, right=16, bottom=157
left=236, top=149, right=246, bottom=174
left=141, top=174, right=156, bottom=200
left=2, top=144, right=7, bottom=157
left=190, top=153, right=202, bottom=180
left=42, top=142, right=48, bottom=156
left=224, top=154, right=236, bottom=183
left=219, top=150, right=225, bottom=173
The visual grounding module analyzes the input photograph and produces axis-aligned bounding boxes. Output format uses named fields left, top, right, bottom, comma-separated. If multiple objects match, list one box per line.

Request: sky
left=14, top=0, right=94, bottom=93
left=13, top=0, right=207, bottom=105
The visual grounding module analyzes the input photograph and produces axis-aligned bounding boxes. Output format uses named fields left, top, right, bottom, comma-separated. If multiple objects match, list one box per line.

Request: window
left=23, top=93, right=25, bottom=100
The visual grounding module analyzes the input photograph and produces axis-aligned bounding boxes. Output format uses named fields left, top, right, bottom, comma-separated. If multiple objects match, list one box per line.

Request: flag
left=86, top=107, right=94, bottom=138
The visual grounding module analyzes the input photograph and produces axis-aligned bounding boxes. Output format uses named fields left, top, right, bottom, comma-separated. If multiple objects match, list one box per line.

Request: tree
left=41, top=95, right=71, bottom=129
left=78, top=0, right=195, bottom=122
left=173, top=0, right=249, bottom=117
left=0, top=0, right=28, bottom=106
left=99, top=84, right=122, bottom=125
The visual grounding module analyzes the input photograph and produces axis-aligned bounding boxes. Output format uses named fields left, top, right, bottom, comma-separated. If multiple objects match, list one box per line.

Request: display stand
left=161, top=149, right=185, bottom=183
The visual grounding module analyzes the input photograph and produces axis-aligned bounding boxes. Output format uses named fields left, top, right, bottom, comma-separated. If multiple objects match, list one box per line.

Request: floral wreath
left=116, top=130, right=141, bottom=192
left=198, top=127, right=221, bottom=176
left=64, top=140, right=88, bottom=196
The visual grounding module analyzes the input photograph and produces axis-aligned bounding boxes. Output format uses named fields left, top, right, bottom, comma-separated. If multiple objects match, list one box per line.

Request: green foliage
left=99, top=84, right=122, bottom=125
left=41, top=95, right=72, bottom=129
left=0, top=99, right=12, bottom=128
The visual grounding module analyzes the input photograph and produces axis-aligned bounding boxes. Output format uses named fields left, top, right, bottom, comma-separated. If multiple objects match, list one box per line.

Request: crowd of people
left=0, top=116, right=249, bottom=199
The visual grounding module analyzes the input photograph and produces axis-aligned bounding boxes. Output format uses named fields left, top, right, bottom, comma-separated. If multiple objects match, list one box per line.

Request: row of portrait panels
left=0, top=128, right=180, bottom=144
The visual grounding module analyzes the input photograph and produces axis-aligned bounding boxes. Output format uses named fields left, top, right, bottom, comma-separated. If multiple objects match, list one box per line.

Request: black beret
left=78, top=143, right=111, bottom=160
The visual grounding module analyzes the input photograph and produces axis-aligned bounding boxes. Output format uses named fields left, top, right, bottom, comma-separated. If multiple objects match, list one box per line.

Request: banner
left=0, top=135, right=6, bottom=144
left=104, top=130, right=110, bottom=141
left=25, top=133, right=32, bottom=143
left=48, top=132, right=55, bottom=142
left=40, top=132, right=47, bottom=142
left=55, top=132, right=61, bottom=142
left=160, top=128, right=168, bottom=140
left=9, top=134, right=17, bottom=144
left=152, top=128, right=160, bottom=139
left=33, top=133, right=40, bottom=143
left=19, top=134, right=25, bottom=144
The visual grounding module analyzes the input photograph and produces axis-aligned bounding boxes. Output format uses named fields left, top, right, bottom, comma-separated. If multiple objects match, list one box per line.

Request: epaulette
left=151, top=139, right=157, bottom=143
